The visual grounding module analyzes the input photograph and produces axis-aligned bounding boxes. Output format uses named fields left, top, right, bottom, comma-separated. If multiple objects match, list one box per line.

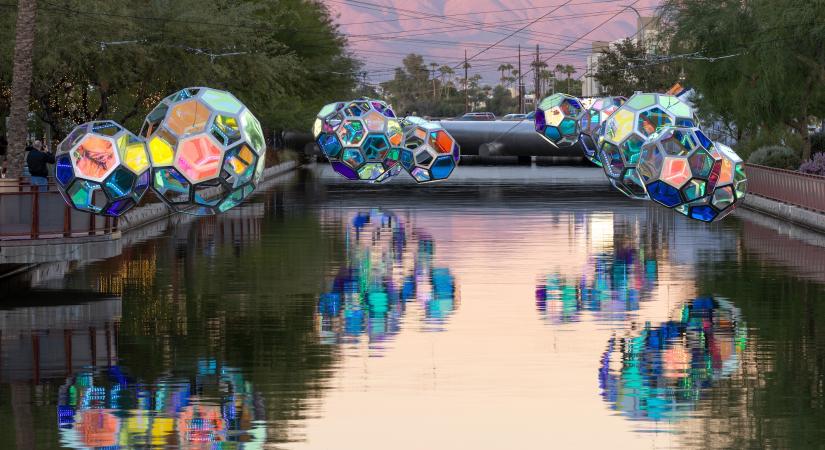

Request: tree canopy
left=0, top=0, right=359, bottom=139
left=659, top=0, right=825, bottom=159
left=593, top=38, right=679, bottom=97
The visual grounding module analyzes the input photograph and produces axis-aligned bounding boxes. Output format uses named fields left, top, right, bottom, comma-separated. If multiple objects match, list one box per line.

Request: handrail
left=744, top=163, right=825, bottom=214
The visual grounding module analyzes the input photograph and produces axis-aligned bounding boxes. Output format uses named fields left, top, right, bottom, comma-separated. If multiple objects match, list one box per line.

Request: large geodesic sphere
left=637, top=126, right=747, bottom=222
left=398, top=117, right=460, bottom=183
left=314, top=99, right=404, bottom=183
left=534, top=93, right=585, bottom=148
left=579, top=96, right=626, bottom=166
left=140, top=87, right=266, bottom=215
left=598, top=92, right=696, bottom=200
left=55, top=121, right=150, bottom=217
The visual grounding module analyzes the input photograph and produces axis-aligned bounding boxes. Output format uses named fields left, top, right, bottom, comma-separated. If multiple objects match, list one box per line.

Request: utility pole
left=517, top=44, right=523, bottom=114
left=534, top=44, right=541, bottom=102
left=464, top=49, right=469, bottom=114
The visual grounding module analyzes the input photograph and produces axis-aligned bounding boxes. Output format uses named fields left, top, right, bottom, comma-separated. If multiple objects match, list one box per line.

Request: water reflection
left=599, top=296, right=747, bottom=422
left=317, top=210, right=458, bottom=352
left=536, top=227, right=658, bottom=324
left=57, top=360, right=265, bottom=448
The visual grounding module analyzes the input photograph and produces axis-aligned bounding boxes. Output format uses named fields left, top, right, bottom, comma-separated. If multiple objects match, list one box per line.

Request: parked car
left=501, top=113, right=527, bottom=121
left=459, top=112, right=496, bottom=121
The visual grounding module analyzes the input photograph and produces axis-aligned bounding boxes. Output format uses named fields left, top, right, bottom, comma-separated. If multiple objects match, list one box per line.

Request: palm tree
left=439, top=65, right=454, bottom=98
left=6, top=0, right=38, bottom=178
left=430, top=62, right=439, bottom=98
left=563, top=65, right=577, bottom=93
left=497, top=64, right=509, bottom=86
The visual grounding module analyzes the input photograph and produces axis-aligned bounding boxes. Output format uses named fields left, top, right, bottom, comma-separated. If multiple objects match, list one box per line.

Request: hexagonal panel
left=117, top=134, right=149, bottom=174
left=637, top=107, right=672, bottom=136
left=70, top=135, right=119, bottom=182
left=166, top=99, right=211, bottom=136
left=362, top=134, right=389, bottom=160
left=411, top=167, right=431, bottom=182
left=92, top=121, right=123, bottom=136
left=620, top=168, right=647, bottom=197
left=544, top=126, right=561, bottom=141
left=103, top=167, right=136, bottom=200
left=67, top=179, right=105, bottom=213
left=337, top=119, right=366, bottom=147
left=387, top=120, right=403, bottom=147
left=606, top=110, right=634, bottom=143
left=689, top=205, right=718, bottom=222
left=712, top=185, right=735, bottom=210
left=431, top=130, right=454, bottom=154
left=331, top=161, right=358, bottom=180
left=415, top=149, right=434, bottom=167
left=200, top=89, right=243, bottom=115
left=659, top=95, right=692, bottom=117
left=105, top=198, right=136, bottom=217
left=431, top=155, right=456, bottom=180
left=175, top=135, right=223, bottom=183
left=545, top=106, right=566, bottom=127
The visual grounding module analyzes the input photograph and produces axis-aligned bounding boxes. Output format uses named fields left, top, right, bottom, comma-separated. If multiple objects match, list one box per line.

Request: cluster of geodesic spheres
left=533, top=91, right=748, bottom=222
left=55, top=87, right=266, bottom=217
left=637, top=126, right=747, bottom=222
left=314, top=99, right=459, bottom=183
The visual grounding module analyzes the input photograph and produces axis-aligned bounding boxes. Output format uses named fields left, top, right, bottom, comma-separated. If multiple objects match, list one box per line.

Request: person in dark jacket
left=26, top=140, right=55, bottom=191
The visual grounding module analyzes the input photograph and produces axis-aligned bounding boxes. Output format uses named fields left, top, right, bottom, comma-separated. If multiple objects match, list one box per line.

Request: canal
left=1, top=165, right=824, bottom=449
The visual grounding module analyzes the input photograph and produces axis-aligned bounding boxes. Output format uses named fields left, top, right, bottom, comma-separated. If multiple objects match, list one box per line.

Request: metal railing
left=745, top=164, right=825, bottom=214
left=0, top=178, right=118, bottom=240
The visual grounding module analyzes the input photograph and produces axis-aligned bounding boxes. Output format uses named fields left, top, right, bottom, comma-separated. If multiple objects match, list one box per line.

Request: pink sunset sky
left=326, top=0, right=662, bottom=87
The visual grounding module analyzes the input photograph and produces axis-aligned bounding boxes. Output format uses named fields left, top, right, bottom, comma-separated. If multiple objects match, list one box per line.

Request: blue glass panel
left=647, top=181, right=682, bottom=207
left=690, top=205, right=718, bottom=222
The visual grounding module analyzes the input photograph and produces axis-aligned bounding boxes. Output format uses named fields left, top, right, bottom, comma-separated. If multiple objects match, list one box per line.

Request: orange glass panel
left=72, top=135, right=117, bottom=181
left=175, top=136, right=223, bottom=183
left=166, top=99, right=211, bottom=136
left=662, top=157, right=691, bottom=188
left=718, top=157, right=734, bottom=185
left=433, top=130, right=454, bottom=153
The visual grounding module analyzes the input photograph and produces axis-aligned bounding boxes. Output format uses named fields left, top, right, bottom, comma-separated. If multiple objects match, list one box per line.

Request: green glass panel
left=626, top=93, right=656, bottom=110
left=201, top=89, right=243, bottom=114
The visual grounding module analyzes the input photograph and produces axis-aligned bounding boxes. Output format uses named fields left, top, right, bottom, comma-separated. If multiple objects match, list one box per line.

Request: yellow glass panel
left=149, top=136, right=174, bottom=165
left=546, top=106, right=565, bottom=127
left=607, top=110, right=634, bottom=143
left=312, top=118, right=323, bottom=137
left=124, top=141, right=149, bottom=173
left=150, top=418, right=175, bottom=445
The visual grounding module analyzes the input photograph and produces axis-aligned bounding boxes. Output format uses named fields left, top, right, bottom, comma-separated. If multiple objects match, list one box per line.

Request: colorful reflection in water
left=317, top=210, right=458, bottom=350
left=57, top=360, right=265, bottom=448
left=536, top=247, right=657, bottom=324
left=599, top=296, right=747, bottom=421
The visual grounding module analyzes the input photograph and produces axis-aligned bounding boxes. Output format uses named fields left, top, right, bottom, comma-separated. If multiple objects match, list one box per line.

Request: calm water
left=2, top=166, right=825, bottom=449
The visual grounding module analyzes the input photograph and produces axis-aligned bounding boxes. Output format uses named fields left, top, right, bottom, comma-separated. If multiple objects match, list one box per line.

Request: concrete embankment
left=742, top=194, right=825, bottom=234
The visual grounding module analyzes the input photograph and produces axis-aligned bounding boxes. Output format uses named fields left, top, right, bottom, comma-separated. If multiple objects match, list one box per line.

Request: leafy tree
left=660, top=0, right=825, bottom=160
left=593, top=38, right=679, bottom=97
left=0, top=0, right=357, bottom=172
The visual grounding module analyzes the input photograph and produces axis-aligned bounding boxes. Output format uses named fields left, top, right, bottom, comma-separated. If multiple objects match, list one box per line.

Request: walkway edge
left=742, top=194, right=825, bottom=234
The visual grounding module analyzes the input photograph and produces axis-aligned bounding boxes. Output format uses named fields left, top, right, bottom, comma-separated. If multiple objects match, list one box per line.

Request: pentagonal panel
left=342, top=148, right=365, bottom=169
left=153, top=167, right=191, bottom=204
left=117, top=134, right=150, bottom=175
left=362, top=134, right=390, bottom=161
left=200, top=89, right=243, bottom=114
left=318, top=133, right=343, bottom=159
left=175, top=135, right=224, bottom=183
left=637, top=107, right=672, bottom=136
left=647, top=180, right=682, bottom=208
left=241, top=109, right=265, bottom=154
left=363, top=111, right=386, bottom=133
left=70, top=135, right=119, bottom=182
left=606, top=110, right=634, bottom=143
left=104, top=167, right=136, bottom=200
left=147, top=129, right=177, bottom=166
left=223, top=144, right=257, bottom=188
left=661, top=157, right=691, bottom=189
left=211, top=114, right=242, bottom=146
left=431, top=130, right=454, bottom=154
left=600, top=143, right=624, bottom=179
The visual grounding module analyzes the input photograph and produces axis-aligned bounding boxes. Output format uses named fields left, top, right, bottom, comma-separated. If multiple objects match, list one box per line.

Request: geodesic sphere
left=534, top=93, right=585, bottom=148
left=55, top=121, right=150, bottom=217
left=398, top=117, right=460, bottom=183
left=579, top=96, right=626, bottom=166
left=597, top=92, right=696, bottom=200
left=140, top=87, right=266, bottom=215
left=637, top=126, right=747, bottom=222
left=314, top=99, right=403, bottom=183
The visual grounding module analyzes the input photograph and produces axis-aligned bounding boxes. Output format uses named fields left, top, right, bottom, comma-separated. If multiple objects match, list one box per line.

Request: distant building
left=582, top=17, right=660, bottom=98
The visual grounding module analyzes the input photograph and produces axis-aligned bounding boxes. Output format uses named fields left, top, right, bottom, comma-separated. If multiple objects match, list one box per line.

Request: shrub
left=799, top=152, right=825, bottom=176
left=747, top=145, right=801, bottom=170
